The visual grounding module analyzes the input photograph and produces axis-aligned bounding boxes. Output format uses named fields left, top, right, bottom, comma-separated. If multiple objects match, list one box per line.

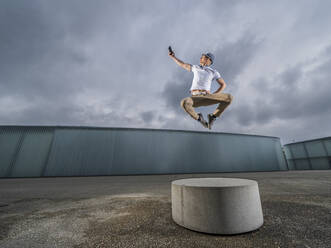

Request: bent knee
left=180, top=98, right=193, bottom=108
left=180, top=99, right=186, bottom=108
left=227, top=94, right=234, bottom=103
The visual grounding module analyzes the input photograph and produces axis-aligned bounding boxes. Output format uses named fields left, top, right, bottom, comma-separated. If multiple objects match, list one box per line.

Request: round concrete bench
left=171, top=178, right=264, bottom=234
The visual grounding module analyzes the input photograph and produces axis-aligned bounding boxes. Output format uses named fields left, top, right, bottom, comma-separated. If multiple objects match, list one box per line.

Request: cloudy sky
left=1, top=0, right=331, bottom=144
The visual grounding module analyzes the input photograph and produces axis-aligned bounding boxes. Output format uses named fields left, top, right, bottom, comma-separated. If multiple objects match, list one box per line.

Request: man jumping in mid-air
left=168, top=47, right=233, bottom=129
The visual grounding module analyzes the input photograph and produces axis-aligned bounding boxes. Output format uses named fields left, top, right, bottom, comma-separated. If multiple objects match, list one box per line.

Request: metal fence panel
left=294, top=159, right=311, bottom=170
left=1, top=126, right=287, bottom=177
left=286, top=160, right=296, bottom=170
left=284, top=137, right=331, bottom=170
left=323, top=140, right=331, bottom=155
left=290, top=144, right=307, bottom=159
left=305, top=141, right=327, bottom=157
left=10, top=128, right=54, bottom=177
left=0, top=128, right=22, bottom=177
left=310, top=158, right=330, bottom=170
left=45, top=128, right=285, bottom=176
left=44, top=128, right=116, bottom=176
left=283, top=146, right=292, bottom=160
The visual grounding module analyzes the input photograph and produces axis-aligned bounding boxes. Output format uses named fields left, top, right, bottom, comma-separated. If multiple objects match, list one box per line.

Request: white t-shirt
left=189, top=64, right=222, bottom=92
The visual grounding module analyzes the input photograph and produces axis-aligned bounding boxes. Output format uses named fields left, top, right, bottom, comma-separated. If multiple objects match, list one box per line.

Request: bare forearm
left=172, top=56, right=185, bottom=67
left=170, top=55, right=191, bottom=71
left=168, top=49, right=191, bottom=71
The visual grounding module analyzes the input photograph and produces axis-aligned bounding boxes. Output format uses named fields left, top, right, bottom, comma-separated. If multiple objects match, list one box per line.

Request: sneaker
left=197, top=113, right=208, bottom=128
left=207, top=114, right=217, bottom=130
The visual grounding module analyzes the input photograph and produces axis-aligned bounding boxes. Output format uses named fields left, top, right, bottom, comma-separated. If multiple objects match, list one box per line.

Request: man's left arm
left=213, top=78, right=226, bottom=94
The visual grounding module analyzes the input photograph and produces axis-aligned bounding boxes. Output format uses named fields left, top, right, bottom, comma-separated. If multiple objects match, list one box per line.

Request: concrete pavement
left=0, top=170, right=331, bottom=247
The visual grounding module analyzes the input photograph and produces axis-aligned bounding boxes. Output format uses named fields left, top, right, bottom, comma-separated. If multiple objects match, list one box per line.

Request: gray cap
left=203, top=52, right=215, bottom=64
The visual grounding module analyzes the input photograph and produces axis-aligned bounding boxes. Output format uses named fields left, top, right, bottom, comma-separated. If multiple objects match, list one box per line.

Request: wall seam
left=6, top=129, right=26, bottom=177
left=287, top=146, right=297, bottom=170
left=321, top=140, right=331, bottom=169
left=40, top=128, right=56, bottom=177
left=302, top=143, right=313, bottom=170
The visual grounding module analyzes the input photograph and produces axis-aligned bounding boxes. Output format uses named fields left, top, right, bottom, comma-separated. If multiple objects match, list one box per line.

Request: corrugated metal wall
left=0, top=126, right=287, bottom=178
left=283, top=137, right=331, bottom=170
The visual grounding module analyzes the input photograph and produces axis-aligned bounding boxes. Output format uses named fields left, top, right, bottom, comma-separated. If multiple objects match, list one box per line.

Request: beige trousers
left=180, top=92, right=233, bottom=120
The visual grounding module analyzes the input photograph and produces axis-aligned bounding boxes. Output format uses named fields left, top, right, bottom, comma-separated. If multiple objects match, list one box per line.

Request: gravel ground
left=0, top=170, right=330, bottom=248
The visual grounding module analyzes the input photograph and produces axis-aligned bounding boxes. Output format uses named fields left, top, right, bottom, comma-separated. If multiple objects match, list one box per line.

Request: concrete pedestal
left=171, top=178, right=264, bottom=234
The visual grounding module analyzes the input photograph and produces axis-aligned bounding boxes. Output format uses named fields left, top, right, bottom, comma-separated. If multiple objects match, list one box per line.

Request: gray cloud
left=141, top=111, right=155, bottom=123
left=0, top=0, right=98, bottom=107
left=0, top=0, right=330, bottom=143
left=230, top=45, right=331, bottom=129
left=213, top=32, right=262, bottom=86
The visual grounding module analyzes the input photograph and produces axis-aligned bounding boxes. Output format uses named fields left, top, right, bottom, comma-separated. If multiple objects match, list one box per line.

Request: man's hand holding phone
left=168, top=46, right=175, bottom=58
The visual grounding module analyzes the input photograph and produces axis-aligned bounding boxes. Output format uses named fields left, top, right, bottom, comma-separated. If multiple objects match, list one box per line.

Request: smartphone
left=168, top=46, right=174, bottom=54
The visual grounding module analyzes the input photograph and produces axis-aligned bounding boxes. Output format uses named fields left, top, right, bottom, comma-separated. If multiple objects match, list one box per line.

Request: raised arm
left=168, top=51, right=192, bottom=72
